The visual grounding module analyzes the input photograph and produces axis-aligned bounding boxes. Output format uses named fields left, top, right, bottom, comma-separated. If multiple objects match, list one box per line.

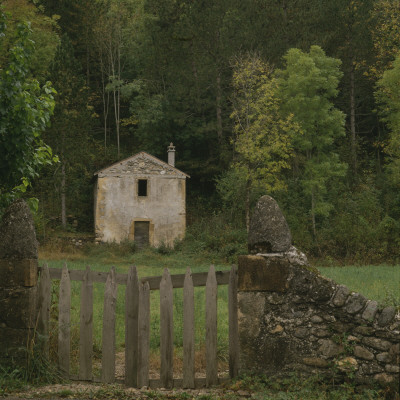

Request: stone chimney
left=167, top=142, right=175, bottom=167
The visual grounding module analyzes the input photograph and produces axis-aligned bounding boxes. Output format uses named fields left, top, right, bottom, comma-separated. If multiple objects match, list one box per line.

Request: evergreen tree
left=376, top=54, right=400, bottom=185
left=36, top=34, right=96, bottom=229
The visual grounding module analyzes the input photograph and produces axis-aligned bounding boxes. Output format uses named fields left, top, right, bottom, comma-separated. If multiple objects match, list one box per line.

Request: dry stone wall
left=238, top=249, right=399, bottom=386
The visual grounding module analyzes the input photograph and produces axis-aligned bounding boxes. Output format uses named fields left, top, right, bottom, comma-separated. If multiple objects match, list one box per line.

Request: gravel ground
left=5, top=382, right=251, bottom=399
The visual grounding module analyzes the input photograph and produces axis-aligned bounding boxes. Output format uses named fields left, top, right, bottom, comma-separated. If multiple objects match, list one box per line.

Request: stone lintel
left=238, top=255, right=289, bottom=292
left=0, top=259, right=38, bottom=287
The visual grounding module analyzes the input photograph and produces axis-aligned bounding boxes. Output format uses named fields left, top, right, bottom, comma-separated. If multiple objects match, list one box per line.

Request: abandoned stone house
left=94, top=144, right=189, bottom=247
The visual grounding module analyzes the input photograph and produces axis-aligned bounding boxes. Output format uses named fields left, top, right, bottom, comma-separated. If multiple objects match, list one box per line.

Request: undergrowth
left=225, top=373, right=394, bottom=400
left=0, top=343, right=63, bottom=395
left=39, top=211, right=247, bottom=264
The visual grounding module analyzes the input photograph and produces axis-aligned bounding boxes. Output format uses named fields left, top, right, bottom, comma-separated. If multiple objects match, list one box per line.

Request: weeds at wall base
left=227, top=373, right=395, bottom=400
left=0, top=344, right=64, bottom=395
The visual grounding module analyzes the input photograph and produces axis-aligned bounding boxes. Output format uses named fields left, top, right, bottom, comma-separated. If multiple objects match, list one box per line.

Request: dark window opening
left=138, top=179, right=147, bottom=196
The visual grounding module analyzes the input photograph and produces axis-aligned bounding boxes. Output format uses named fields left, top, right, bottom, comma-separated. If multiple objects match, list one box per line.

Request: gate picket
left=79, top=266, right=93, bottom=380
left=183, top=268, right=195, bottom=389
left=101, top=267, right=117, bottom=383
left=59, top=264, right=71, bottom=377
left=37, top=263, right=51, bottom=359
left=138, top=281, right=150, bottom=387
left=160, top=268, right=174, bottom=388
left=125, top=266, right=139, bottom=387
left=228, top=265, right=239, bottom=378
left=205, top=265, right=218, bottom=387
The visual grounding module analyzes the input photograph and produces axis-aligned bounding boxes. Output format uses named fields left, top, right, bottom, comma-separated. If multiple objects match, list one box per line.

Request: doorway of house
left=134, top=221, right=150, bottom=247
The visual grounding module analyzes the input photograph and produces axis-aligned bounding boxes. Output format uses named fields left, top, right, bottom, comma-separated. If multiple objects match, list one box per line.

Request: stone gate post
left=0, top=199, right=39, bottom=365
left=237, top=195, right=399, bottom=387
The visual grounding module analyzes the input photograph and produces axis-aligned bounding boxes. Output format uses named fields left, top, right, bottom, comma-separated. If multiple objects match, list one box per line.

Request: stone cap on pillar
left=248, top=195, right=292, bottom=254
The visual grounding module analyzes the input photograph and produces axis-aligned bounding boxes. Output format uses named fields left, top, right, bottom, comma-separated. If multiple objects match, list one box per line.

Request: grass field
left=317, top=264, right=400, bottom=306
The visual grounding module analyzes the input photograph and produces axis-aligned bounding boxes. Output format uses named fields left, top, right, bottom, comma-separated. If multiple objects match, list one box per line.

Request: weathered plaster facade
left=94, top=149, right=189, bottom=247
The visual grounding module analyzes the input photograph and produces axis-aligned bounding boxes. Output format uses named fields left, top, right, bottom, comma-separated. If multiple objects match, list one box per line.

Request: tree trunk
left=113, top=86, right=120, bottom=158
left=109, top=28, right=121, bottom=158
left=61, top=161, right=67, bottom=229
left=86, top=26, right=90, bottom=86
left=190, top=40, right=199, bottom=98
left=216, top=71, right=223, bottom=146
left=116, top=38, right=121, bottom=158
left=311, top=189, right=316, bottom=240
left=100, top=47, right=110, bottom=153
left=245, top=179, right=251, bottom=233
left=350, top=60, right=357, bottom=176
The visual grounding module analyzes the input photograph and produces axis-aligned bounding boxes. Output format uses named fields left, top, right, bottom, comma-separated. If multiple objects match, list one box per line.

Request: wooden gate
left=37, top=264, right=239, bottom=388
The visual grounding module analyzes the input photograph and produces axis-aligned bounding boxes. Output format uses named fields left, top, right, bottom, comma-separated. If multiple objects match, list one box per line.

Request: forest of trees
left=1, top=0, right=399, bottom=263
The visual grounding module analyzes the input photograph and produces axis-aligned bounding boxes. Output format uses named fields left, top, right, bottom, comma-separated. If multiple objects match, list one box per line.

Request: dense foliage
left=0, top=11, right=57, bottom=212
left=1, top=0, right=399, bottom=263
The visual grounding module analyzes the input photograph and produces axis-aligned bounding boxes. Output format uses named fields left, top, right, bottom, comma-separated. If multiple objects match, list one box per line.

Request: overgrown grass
left=224, top=373, right=392, bottom=400
left=0, top=344, right=64, bottom=396
left=39, top=210, right=248, bottom=264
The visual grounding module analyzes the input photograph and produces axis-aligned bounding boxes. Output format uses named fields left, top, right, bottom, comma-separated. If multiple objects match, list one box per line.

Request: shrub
left=181, top=212, right=247, bottom=263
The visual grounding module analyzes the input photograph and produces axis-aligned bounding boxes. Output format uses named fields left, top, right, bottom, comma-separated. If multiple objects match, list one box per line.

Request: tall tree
left=375, top=54, right=400, bottom=185
left=131, top=0, right=245, bottom=166
left=39, top=34, right=96, bottom=228
left=333, top=0, right=375, bottom=178
left=277, top=46, right=347, bottom=240
left=38, top=0, right=104, bottom=84
left=94, top=0, right=142, bottom=158
left=223, top=54, right=300, bottom=230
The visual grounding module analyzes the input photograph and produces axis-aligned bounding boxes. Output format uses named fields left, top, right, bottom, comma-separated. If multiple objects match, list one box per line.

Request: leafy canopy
left=0, top=0, right=60, bottom=81
left=218, top=54, right=301, bottom=228
left=230, top=54, right=300, bottom=193
left=370, top=0, right=400, bottom=77
left=276, top=46, right=347, bottom=231
left=0, top=11, right=57, bottom=210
